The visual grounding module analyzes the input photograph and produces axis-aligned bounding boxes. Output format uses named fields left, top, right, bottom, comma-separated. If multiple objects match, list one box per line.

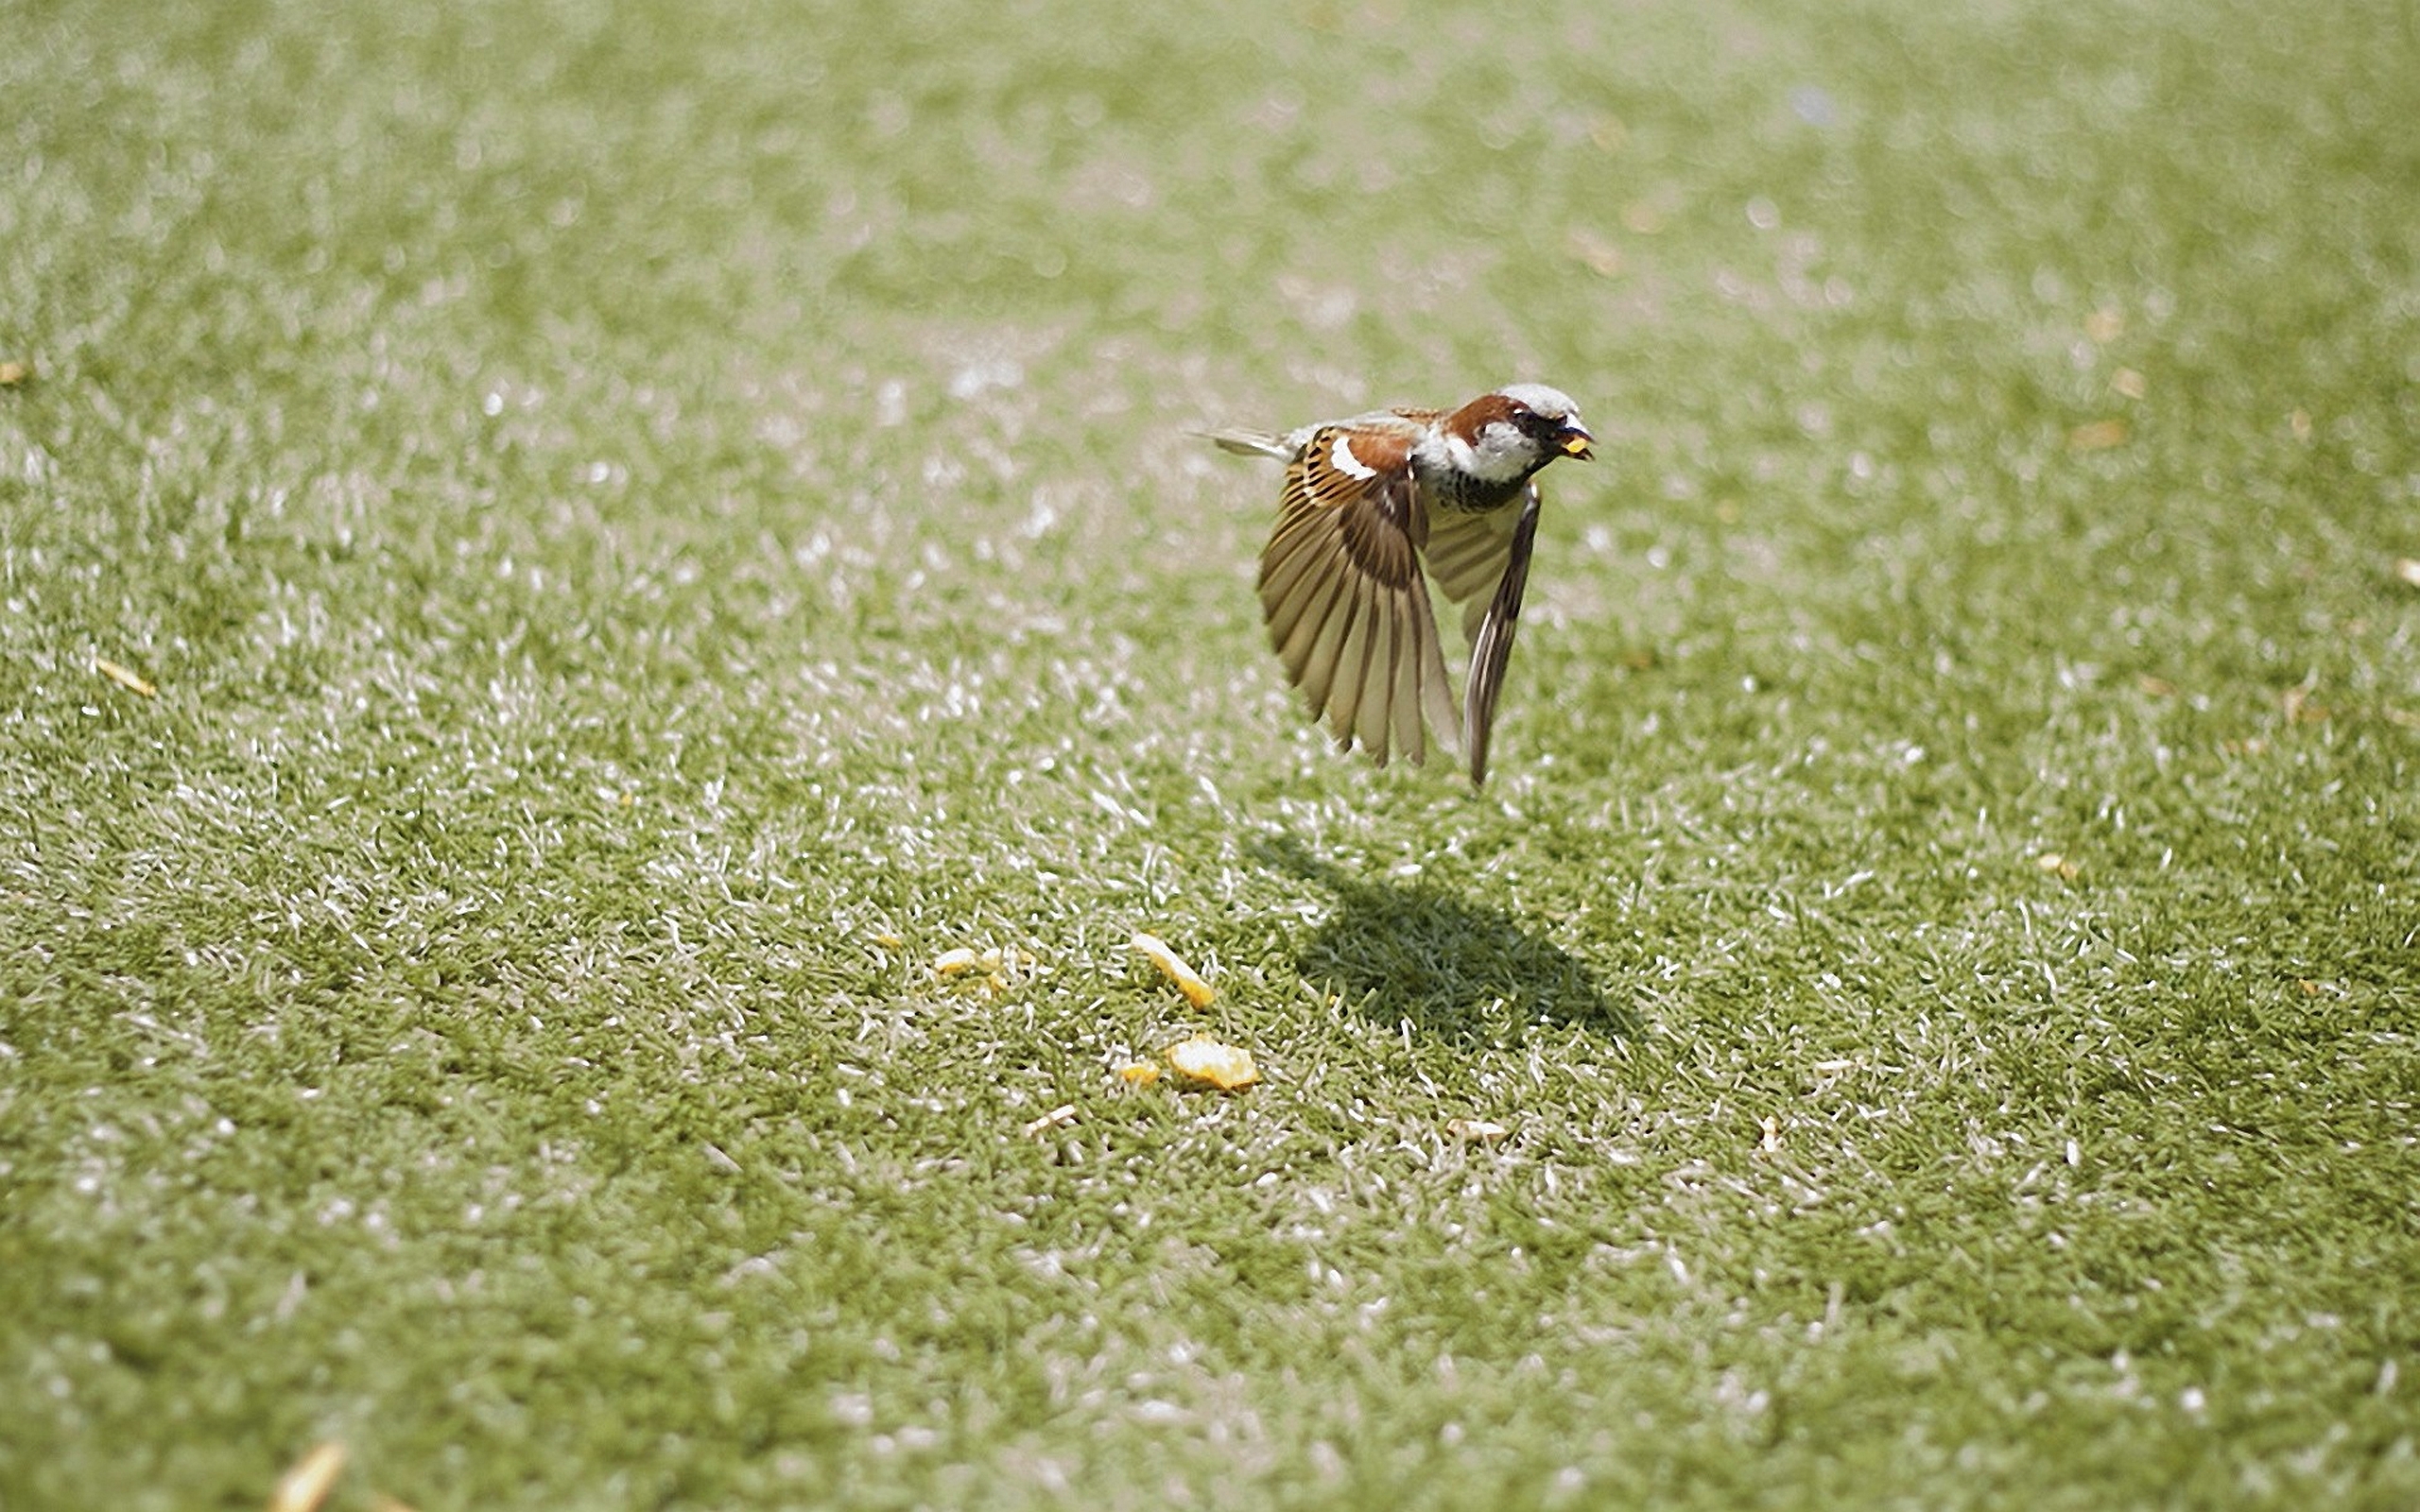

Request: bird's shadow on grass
left=1251, top=837, right=1634, bottom=1044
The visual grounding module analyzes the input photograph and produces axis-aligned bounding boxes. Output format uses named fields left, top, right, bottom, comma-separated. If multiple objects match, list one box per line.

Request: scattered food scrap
left=2281, top=683, right=2328, bottom=725
left=1759, top=1113, right=1783, bottom=1154
left=95, top=657, right=157, bottom=697
left=269, top=1443, right=349, bottom=1512
left=2034, top=852, right=2081, bottom=881
left=1167, top=1035, right=1258, bottom=1091
left=2066, top=419, right=2129, bottom=452
left=2083, top=307, right=2125, bottom=343
left=1115, top=1062, right=1163, bottom=1087
left=929, top=942, right=1041, bottom=1000
left=1566, top=226, right=1622, bottom=278
left=1132, top=932, right=1216, bottom=1006
left=1446, top=1118, right=1510, bottom=1143
left=932, top=946, right=1011, bottom=1000
left=2394, top=558, right=2420, bottom=590
left=1020, top=1104, right=1078, bottom=1138
left=870, top=932, right=904, bottom=950
left=0, top=359, right=29, bottom=387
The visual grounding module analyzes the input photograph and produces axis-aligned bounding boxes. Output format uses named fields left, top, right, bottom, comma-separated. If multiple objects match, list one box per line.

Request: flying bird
left=1206, top=384, right=1594, bottom=784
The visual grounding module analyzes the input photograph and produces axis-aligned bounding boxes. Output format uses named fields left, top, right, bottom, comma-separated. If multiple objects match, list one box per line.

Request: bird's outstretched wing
left=1257, top=423, right=1461, bottom=766
left=1422, top=501, right=1528, bottom=649
left=1456, top=483, right=1542, bottom=786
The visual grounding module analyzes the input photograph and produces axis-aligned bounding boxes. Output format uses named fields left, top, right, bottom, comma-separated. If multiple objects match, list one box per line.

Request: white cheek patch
left=1441, top=422, right=1530, bottom=483
left=1329, top=433, right=1377, bottom=479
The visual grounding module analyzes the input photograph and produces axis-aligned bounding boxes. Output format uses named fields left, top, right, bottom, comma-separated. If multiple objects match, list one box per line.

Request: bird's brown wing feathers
left=1258, top=424, right=1461, bottom=766
left=1423, top=504, right=1526, bottom=649
left=1458, top=484, right=1542, bottom=786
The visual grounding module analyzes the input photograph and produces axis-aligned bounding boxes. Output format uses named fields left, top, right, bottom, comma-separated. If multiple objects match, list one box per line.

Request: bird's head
left=1442, top=384, right=1595, bottom=482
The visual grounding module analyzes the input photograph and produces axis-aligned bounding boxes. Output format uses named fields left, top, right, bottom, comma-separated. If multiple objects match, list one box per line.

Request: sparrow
left=1206, top=383, right=1595, bottom=785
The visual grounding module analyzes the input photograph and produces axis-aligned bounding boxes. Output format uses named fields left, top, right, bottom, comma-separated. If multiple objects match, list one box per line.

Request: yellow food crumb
left=2066, top=419, right=2129, bottom=452
left=1167, top=1035, right=1258, bottom=1091
left=1132, top=932, right=1217, bottom=1007
left=95, top=657, right=157, bottom=697
left=269, top=1443, right=349, bottom=1512
left=932, top=946, right=1008, bottom=999
left=1020, top=1104, right=1078, bottom=1138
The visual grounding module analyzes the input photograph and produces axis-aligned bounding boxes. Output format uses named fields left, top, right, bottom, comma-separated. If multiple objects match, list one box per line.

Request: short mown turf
left=3, top=1, right=2416, bottom=1507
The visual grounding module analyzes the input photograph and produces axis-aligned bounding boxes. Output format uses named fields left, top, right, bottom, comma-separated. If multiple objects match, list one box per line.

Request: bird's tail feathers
left=1198, top=427, right=1294, bottom=461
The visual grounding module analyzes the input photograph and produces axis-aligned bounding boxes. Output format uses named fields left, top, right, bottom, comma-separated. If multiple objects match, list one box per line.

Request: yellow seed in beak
left=1561, top=432, right=1596, bottom=459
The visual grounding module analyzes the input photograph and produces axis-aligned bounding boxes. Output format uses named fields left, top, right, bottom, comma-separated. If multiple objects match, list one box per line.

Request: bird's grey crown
left=1495, top=383, right=1582, bottom=423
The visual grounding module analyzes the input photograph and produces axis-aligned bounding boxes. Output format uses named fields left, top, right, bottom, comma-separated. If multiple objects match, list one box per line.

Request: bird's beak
left=1559, top=424, right=1596, bottom=460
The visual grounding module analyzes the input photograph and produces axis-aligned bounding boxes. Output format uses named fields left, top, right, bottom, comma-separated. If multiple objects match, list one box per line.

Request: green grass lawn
left=5, top=0, right=2418, bottom=1506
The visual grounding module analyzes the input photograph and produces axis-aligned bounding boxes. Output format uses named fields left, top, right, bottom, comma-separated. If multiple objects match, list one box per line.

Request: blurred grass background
left=3, top=0, right=2417, bottom=1506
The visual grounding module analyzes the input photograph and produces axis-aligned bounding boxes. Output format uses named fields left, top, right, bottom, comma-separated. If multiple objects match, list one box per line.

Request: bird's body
left=1207, top=384, right=1594, bottom=785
